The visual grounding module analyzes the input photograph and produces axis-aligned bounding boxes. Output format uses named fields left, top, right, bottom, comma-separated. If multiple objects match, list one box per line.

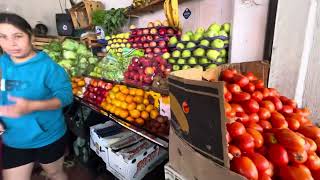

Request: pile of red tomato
left=222, top=69, right=320, bottom=180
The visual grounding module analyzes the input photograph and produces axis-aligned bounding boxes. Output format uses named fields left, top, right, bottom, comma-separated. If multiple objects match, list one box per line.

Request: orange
left=145, top=105, right=154, bottom=112
left=113, top=100, right=121, bottom=107
left=106, top=97, right=112, bottom=104
left=112, top=86, right=120, bottom=93
left=144, top=93, right=149, bottom=99
left=106, top=104, right=112, bottom=111
left=141, top=111, right=149, bottom=120
left=116, top=92, right=125, bottom=100
left=150, top=109, right=159, bottom=119
left=110, top=106, right=116, bottom=114
left=120, top=102, right=128, bottom=109
left=100, top=101, right=107, bottom=108
left=115, top=107, right=122, bottom=116
left=125, top=95, right=134, bottom=103
left=135, top=118, right=145, bottom=126
left=136, top=89, right=144, bottom=96
left=136, top=104, right=146, bottom=111
left=129, top=110, right=140, bottom=118
left=129, top=88, right=136, bottom=96
left=133, top=96, right=143, bottom=104
left=109, top=92, right=116, bottom=99
left=126, top=116, right=134, bottom=122
left=120, top=86, right=129, bottom=95
left=143, top=99, right=149, bottom=105
left=127, top=103, right=137, bottom=111
left=119, top=110, right=129, bottom=119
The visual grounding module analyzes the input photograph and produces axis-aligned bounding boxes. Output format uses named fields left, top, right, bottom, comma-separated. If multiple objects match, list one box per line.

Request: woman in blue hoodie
left=0, top=13, right=73, bottom=180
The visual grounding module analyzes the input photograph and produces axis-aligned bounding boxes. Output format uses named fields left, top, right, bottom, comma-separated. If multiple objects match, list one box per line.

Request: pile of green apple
left=163, top=22, right=230, bottom=71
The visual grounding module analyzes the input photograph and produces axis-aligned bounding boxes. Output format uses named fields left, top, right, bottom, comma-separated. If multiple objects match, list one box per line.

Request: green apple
left=169, top=36, right=178, bottom=45
left=193, top=48, right=205, bottom=57
left=204, top=30, right=219, bottom=38
left=206, top=64, right=217, bottom=70
left=176, top=43, right=185, bottom=50
left=181, top=34, right=191, bottom=42
left=182, top=50, right=191, bottom=58
left=219, top=30, right=228, bottom=37
left=172, top=50, right=181, bottom=58
left=162, top=52, right=171, bottom=59
left=168, top=58, right=176, bottom=64
left=173, top=65, right=180, bottom=71
left=208, top=23, right=221, bottom=32
left=186, top=42, right=196, bottom=49
left=188, top=57, right=197, bottom=65
left=211, top=39, right=225, bottom=48
left=207, top=49, right=220, bottom=60
left=216, top=57, right=227, bottom=63
left=185, top=31, right=193, bottom=37
left=200, top=39, right=210, bottom=47
left=192, top=33, right=203, bottom=41
left=199, top=57, right=209, bottom=64
left=194, top=65, right=203, bottom=70
left=196, top=27, right=205, bottom=35
left=177, top=58, right=186, bottom=65
left=224, top=40, right=229, bottom=45
left=220, top=49, right=227, bottom=58
left=182, top=65, right=191, bottom=70
left=222, top=23, right=231, bottom=33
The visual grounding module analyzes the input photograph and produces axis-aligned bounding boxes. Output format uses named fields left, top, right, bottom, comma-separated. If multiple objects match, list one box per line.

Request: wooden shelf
left=128, top=0, right=164, bottom=16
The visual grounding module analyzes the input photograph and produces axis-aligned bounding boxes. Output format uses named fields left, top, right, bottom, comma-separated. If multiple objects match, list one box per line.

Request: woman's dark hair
left=0, top=13, right=33, bottom=38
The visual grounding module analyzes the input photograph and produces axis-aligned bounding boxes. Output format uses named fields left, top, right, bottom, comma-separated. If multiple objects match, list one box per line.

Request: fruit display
left=89, top=48, right=144, bottom=81
left=83, top=78, right=113, bottom=105
left=71, top=77, right=87, bottom=97
left=128, top=22, right=180, bottom=58
left=101, top=84, right=169, bottom=136
left=145, top=114, right=170, bottom=136
left=105, top=33, right=131, bottom=56
left=222, top=69, right=320, bottom=179
left=165, top=22, right=230, bottom=71
left=164, top=0, right=181, bottom=30
left=43, top=39, right=99, bottom=77
left=123, top=56, right=172, bottom=87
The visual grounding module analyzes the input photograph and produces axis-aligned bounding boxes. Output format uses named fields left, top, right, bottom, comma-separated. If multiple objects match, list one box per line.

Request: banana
left=170, top=0, right=180, bottom=28
left=164, top=0, right=174, bottom=27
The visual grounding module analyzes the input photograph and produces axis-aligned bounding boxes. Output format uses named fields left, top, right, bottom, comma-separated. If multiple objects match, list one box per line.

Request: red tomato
left=230, top=156, right=258, bottom=180
left=225, top=102, right=232, bottom=114
left=242, top=99, right=260, bottom=114
left=298, top=126, right=320, bottom=140
left=279, top=165, right=313, bottom=180
left=275, top=128, right=306, bottom=152
left=268, top=88, right=280, bottom=97
left=249, top=153, right=270, bottom=172
left=232, top=92, right=251, bottom=102
left=243, top=83, right=256, bottom=93
left=228, top=145, right=241, bottom=158
left=258, top=120, right=272, bottom=130
left=252, top=80, right=264, bottom=90
left=236, top=112, right=250, bottom=124
left=305, top=138, right=317, bottom=153
left=231, top=103, right=244, bottom=113
left=227, top=109, right=236, bottom=119
left=287, top=117, right=300, bottom=131
left=289, top=113, right=308, bottom=125
left=227, top=122, right=246, bottom=138
left=265, top=96, right=283, bottom=111
left=257, top=146, right=268, bottom=156
left=267, top=144, right=289, bottom=166
left=312, top=169, right=320, bottom=180
left=247, top=122, right=263, bottom=132
left=259, top=100, right=275, bottom=112
left=314, top=138, right=320, bottom=153
left=288, top=150, right=308, bottom=164
left=233, top=74, right=250, bottom=88
left=285, top=99, right=298, bottom=108
left=264, top=163, right=274, bottom=177
left=229, top=68, right=238, bottom=74
left=246, top=128, right=264, bottom=148
left=261, top=88, right=270, bottom=98
left=280, top=96, right=290, bottom=104
left=305, top=152, right=320, bottom=170
left=245, top=72, right=258, bottom=81
left=227, top=84, right=242, bottom=93
left=295, top=108, right=311, bottom=117
left=251, top=91, right=264, bottom=102
left=258, top=108, right=271, bottom=120
left=248, top=113, right=259, bottom=123
left=281, top=105, right=294, bottom=115
left=258, top=174, right=272, bottom=180
left=224, top=91, right=232, bottom=102
left=270, top=112, right=288, bottom=129
left=235, top=133, right=255, bottom=153
left=220, top=69, right=235, bottom=82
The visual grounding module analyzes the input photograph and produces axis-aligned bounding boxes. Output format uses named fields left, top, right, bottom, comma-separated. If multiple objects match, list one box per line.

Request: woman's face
left=0, top=23, right=33, bottom=58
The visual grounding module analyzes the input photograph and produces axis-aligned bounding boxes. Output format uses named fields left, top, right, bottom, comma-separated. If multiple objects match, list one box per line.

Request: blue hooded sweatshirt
left=0, top=51, right=73, bottom=149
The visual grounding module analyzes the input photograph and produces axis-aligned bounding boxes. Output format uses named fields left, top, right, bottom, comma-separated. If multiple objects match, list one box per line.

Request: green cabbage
left=63, top=50, right=77, bottom=59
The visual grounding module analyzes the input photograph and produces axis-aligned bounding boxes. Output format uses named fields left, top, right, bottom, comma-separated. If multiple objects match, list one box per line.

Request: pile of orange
left=101, top=85, right=159, bottom=126
left=71, top=77, right=86, bottom=96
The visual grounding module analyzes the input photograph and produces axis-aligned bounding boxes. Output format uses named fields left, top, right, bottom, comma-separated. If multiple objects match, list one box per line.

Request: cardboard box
left=168, top=61, right=270, bottom=167
left=164, top=163, right=187, bottom=180
left=169, top=127, right=246, bottom=180
left=107, top=140, right=168, bottom=180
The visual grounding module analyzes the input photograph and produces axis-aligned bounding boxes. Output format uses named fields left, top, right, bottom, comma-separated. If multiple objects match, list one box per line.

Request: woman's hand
left=0, top=96, right=33, bottom=118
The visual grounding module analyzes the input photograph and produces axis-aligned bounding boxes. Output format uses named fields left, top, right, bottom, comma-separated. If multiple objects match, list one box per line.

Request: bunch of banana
left=133, top=0, right=151, bottom=8
left=163, top=0, right=181, bottom=30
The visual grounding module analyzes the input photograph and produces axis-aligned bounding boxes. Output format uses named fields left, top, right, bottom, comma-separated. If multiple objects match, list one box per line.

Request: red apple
left=145, top=48, right=152, bottom=53
left=132, top=43, right=138, bottom=48
left=143, top=29, right=149, bottom=35
left=144, top=75, right=153, bottom=84
left=161, top=48, right=168, bottom=53
left=131, top=30, right=137, bottom=35
left=147, top=53, right=154, bottom=58
left=158, top=40, right=166, bottom=48
left=137, top=29, right=143, bottom=35
left=145, top=67, right=155, bottom=75
left=137, top=43, right=143, bottom=48
left=140, top=36, right=147, bottom=42
left=153, top=47, right=161, bottom=54
left=154, top=35, right=160, bottom=40
left=167, top=28, right=174, bottom=35
left=143, top=43, right=149, bottom=48
left=163, top=36, right=170, bottom=41
left=159, top=28, right=166, bottom=36
left=150, top=28, right=157, bottom=34
left=128, top=38, right=134, bottom=42
left=147, top=35, right=153, bottom=41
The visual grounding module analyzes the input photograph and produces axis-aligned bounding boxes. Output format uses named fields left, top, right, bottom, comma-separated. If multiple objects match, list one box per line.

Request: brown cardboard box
left=168, top=61, right=270, bottom=168
left=169, top=127, right=246, bottom=180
